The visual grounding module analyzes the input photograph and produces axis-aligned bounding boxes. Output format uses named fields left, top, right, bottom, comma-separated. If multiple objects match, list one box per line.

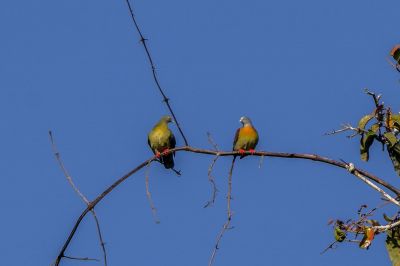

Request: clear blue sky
left=1, top=0, right=400, bottom=265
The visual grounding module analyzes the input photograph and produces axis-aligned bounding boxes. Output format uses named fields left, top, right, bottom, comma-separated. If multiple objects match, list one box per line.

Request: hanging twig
left=208, top=156, right=236, bottom=266
left=124, top=0, right=189, bottom=146
left=204, top=155, right=220, bottom=208
left=53, top=146, right=400, bottom=265
left=204, top=132, right=220, bottom=208
left=258, top=155, right=265, bottom=169
left=145, top=162, right=160, bottom=223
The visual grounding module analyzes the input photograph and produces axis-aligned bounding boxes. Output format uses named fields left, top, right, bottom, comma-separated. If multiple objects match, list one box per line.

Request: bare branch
left=320, top=240, right=338, bottom=254
left=364, top=88, right=382, bottom=108
left=258, top=155, right=265, bottom=169
left=208, top=156, right=236, bottom=266
left=63, top=255, right=99, bottom=262
left=49, top=131, right=90, bottom=204
left=374, top=219, right=400, bottom=232
left=207, top=132, right=220, bottom=151
left=145, top=162, right=160, bottom=223
left=227, top=157, right=236, bottom=220
left=345, top=162, right=400, bottom=207
left=204, top=155, right=220, bottom=208
left=124, top=0, right=189, bottom=146
left=54, top=146, right=400, bottom=265
left=325, top=123, right=365, bottom=137
left=49, top=131, right=108, bottom=266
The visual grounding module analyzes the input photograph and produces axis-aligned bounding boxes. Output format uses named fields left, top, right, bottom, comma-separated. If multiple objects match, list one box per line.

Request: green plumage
left=148, top=116, right=176, bottom=169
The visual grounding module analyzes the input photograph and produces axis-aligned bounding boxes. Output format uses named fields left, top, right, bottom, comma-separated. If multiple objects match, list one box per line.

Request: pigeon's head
left=239, top=116, right=253, bottom=126
left=160, top=115, right=173, bottom=124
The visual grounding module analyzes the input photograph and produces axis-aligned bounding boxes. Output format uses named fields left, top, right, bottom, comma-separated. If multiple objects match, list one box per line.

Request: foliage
left=355, top=97, right=400, bottom=175
left=386, top=224, right=400, bottom=266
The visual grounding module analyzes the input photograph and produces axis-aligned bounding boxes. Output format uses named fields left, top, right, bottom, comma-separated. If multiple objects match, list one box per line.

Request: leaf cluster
left=357, top=97, right=400, bottom=175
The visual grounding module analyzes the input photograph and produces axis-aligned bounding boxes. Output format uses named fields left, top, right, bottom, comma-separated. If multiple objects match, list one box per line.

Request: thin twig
left=227, top=157, right=236, bottom=220
left=49, top=131, right=107, bottom=266
left=92, top=214, right=107, bottom=264
left=320, top=240, right=338, bottom=254
left=145, top=162, right=160, bottom=223
left=364, top=89, right=382, bottom=108
left=207, top=132, right=219, bottom=151
left=386, top=57, right=399, bottom=71
left=204, top=155, right=220, bottom=208
left=49, top=131, right=90, bottom=204
left=258, top=155, right=265, bottom=169
left=325, top=123, right=366, bottom=137
left=63, top=255, right=99, bottom=262
left=54, top=146, right=400, bottom=265
left=124, top=0, right=188, bottom=146
left=208, top=156, right=236, bottom=266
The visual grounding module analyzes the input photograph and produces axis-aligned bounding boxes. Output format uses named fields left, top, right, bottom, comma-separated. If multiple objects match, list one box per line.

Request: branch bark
left=124, top=0, right=189, bottom=146
left=54, top=146, right=400, bottom=265
left=49, top=131, right=107, bottom=265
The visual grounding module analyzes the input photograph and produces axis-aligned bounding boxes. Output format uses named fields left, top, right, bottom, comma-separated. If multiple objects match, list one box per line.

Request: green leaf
left=358, top=113, right=375, bottom=131
left=370, top=123, right=380, bottom=133
left=385, top=133, right=400, bottom=176
left=391, top=114, right=400, bottom=130
left=360, top=130, right=376, bottom=161
left=388, top=144, right=400, bottom=176
left=334, top=227, right=346, bottom=242
left=384, top=213, right=395, bottom=223
left=385, top=132, right=398, bottom=148
left=386, top=227, right=400, bottom=266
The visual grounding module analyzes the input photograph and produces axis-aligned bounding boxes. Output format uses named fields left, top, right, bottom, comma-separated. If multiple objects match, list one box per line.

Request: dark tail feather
left=161, top=153, right=174, bottom=169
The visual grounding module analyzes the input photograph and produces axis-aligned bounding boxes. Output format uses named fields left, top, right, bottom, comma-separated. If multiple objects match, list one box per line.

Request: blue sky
left=1, top=0, right=400, bottom=265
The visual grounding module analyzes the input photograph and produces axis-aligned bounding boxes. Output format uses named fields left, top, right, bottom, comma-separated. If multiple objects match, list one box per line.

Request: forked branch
left=49, top=131, right=107, bottom=266
left=53, top=146, right=400, bottom=265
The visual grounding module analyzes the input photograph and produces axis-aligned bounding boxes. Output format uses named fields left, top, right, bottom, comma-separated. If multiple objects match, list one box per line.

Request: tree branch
left=124, top=0, right=189, bottom=146
left=54, top=146, right=400, bottom=265
left=345, top=163, right=400, bottom=207
left=374, top=219, right=400, bottom=232
left=145, top=162, right=160, bottom=223
left=204, top=155, right=220, bottom=208
left=208, top=156, right=236, bottom=266
left=49, top=131, right=107, bottom=266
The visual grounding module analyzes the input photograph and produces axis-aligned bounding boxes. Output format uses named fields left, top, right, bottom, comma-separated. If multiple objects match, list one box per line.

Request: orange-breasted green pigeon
left=233, top=116, right=259, bottom=158
left=148, top=115, right=176, bottom=169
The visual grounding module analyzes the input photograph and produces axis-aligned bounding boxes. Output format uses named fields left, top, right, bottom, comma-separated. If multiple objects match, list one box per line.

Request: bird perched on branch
left=148, top=115, right=176, bottom=169
left=233, top=116, right=259, bottom=159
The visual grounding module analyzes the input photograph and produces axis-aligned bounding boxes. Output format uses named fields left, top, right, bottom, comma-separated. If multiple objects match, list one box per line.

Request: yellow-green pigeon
left=148, top=115, right=176, bottom=169
left=233, top=116, right=259, bottom=158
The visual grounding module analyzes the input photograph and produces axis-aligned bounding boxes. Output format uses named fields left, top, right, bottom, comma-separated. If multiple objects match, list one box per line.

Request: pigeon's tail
left=161, top=153, right=175, bottom=169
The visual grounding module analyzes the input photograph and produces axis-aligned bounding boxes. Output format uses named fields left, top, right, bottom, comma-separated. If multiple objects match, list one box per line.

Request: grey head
left=239, top=116, right=253, bottom=126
